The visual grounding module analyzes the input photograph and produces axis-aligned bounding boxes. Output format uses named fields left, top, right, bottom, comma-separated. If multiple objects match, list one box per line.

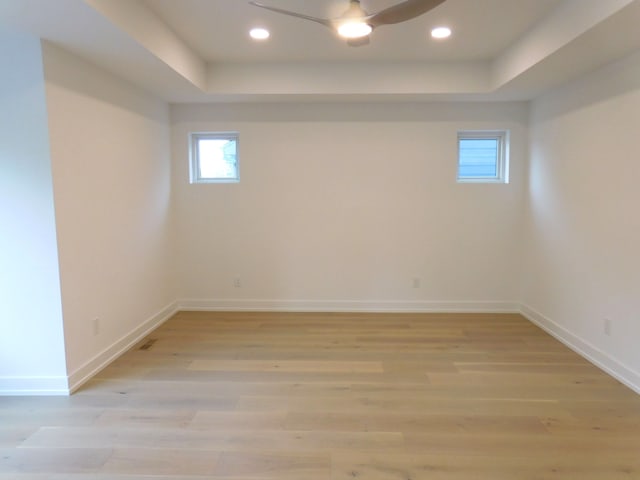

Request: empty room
left=1, top=0, right=640, bottom=478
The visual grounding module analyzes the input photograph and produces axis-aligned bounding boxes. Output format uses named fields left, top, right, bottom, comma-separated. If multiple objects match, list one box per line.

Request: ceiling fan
left=249, top=0, right=447, bottom=46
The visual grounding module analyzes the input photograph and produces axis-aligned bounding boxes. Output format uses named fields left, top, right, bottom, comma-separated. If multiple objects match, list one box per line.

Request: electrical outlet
left=412, top=277, right=421, bottom=289
left=233, top=277, right=241, bottom=288
left=93, top=317, right=100, bottom=336
left=604, top=318, right=612, bottom=336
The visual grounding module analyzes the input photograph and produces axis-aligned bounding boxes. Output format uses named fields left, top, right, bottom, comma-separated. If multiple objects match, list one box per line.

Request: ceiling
left=2, top=0, right=640, bottom=103
left=142, top=0, right=560, bottom=63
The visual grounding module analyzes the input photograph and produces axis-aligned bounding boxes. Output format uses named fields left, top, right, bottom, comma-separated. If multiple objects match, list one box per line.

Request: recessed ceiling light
left=250, top=27, right=270, bottom=40
left=431, top=26, right=452, bottom=39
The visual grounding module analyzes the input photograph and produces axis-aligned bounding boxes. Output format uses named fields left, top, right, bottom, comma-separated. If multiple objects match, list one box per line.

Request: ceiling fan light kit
left=337, top=21, right=373, bottom=39
left=249, top=0, right=447, bottom=46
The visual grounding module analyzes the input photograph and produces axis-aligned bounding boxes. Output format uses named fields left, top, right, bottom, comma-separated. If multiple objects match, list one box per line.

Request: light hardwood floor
left=2, top=311, right=640, bottom=479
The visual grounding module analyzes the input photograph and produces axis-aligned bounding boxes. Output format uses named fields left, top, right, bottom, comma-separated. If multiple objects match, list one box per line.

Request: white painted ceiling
left=2, top=0, right=640, bottom=102
left=142, top=0, right=560, bottom=63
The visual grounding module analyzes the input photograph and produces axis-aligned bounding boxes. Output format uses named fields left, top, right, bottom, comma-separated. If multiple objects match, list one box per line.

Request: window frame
left=189, top=131, right=239, bottom=184
left=457, top=130, right=509, bottom=184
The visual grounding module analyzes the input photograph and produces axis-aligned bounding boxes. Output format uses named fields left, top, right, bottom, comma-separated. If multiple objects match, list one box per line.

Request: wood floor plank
left=332, top=452, right=640, bottom=480
left=0, top=427, right=38, bottom=448
left=188, top=411, right=287, bottom=430
left=188, top=359, right=384, bottom=373
left=92, top=409, right=196, bottom=428
left=100, top=448, right=219, bottom=476
left=213, top=451, right=331, bottom=478
left=284, top=411, right=549, bottom=435
left=21, top=426, right=403, bottom=453
left=401, top=432, right=640, bottom=457
left=0, top=408, right=103, bottom=428
left=0, top=447, right=111, bottom=474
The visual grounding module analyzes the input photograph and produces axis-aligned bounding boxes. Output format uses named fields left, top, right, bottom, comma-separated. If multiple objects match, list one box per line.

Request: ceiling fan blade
left=248, top=2, right=332, bottom=27
left=368, top=0, right=446, bottom=26
left=347, top=35, right=371, bottom=47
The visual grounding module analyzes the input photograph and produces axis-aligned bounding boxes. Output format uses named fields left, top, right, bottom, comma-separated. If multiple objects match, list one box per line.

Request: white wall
left=172, top=102, right=528, bottom=311
left=4, top=31, right=638, bottom=396
left=42, top=43, right=175, bottom=390
left=523, top=50, right=640, bottom=391
left=0, top=28, right=68, bottom=394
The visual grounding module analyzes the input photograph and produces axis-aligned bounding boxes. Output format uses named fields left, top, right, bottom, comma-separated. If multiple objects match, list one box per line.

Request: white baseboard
left=0, top=376, right=69, bottom=396
left=177, top=298, right=521, bottom=313
left=6, top=300, right=637, bottom=397
left=520, top=304, right=640, bottom=395
left=66, top=301, right=179, bottom=393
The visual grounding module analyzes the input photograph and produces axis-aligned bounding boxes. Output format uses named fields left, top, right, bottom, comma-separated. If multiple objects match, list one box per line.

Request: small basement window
left=457, top=130, right=509, bottom=183
left=190, top=132, right=239, bottom=183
